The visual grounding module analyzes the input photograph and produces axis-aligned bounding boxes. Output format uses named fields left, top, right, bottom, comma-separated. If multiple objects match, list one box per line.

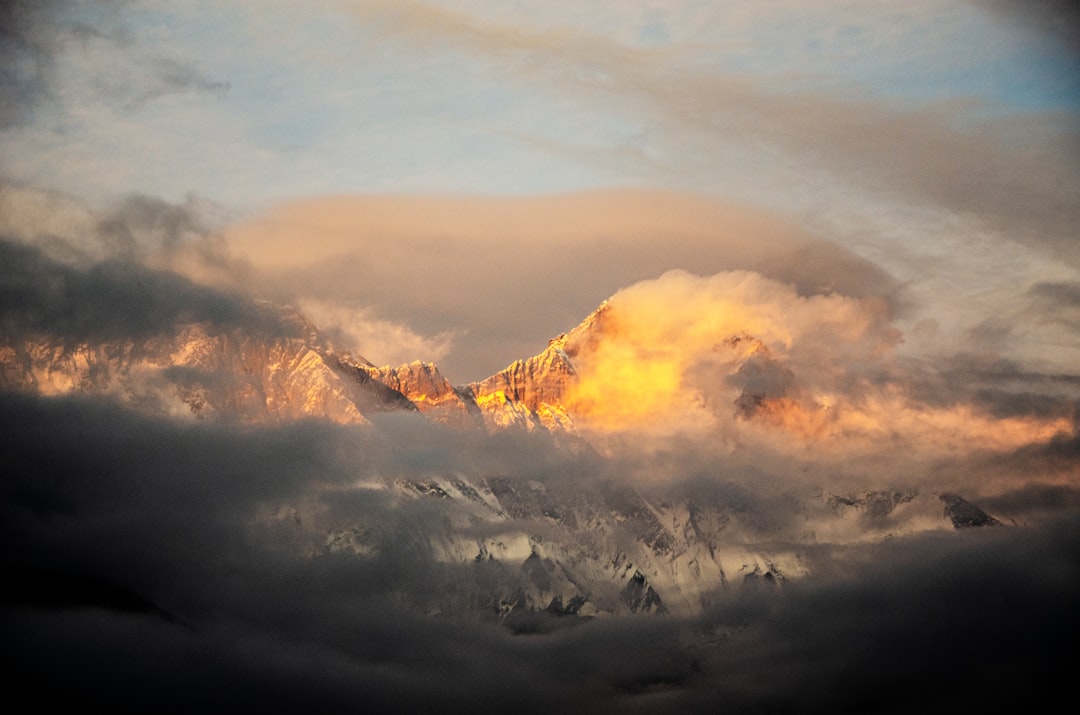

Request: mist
left=222, top=190, right=902, bottom=382
left=4, top=387, right=1077, bottom=712
left=2, top=1, right=1078, bottom=711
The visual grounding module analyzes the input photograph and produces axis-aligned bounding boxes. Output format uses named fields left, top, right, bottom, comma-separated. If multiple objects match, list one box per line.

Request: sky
left=3, top=0, right=1079, bottom=381
left=2, top=0, right=1080, bottom=711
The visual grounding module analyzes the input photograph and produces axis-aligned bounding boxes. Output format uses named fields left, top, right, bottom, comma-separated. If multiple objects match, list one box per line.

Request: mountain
left=0, top=278, right=798, bottom=437
left=0, top=300, right=416, bottom=424
left=459, top=301, right=605, bottom=430
left=0, top=285, right=1006, bottom=621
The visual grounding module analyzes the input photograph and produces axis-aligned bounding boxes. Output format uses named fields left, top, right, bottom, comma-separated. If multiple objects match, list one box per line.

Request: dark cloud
left=1029, top=280, right=1080, bottom=305
left=128, top=54, right=230, bottom=107
left=0, top=0, right=227, bottom=131
left=1028, top=280, right=1080, bottom=338
left=978, top=482, right=1080, bottom=522
left=974, top=0, right=1080, bottom=54
left=688, top=518, right=1080, bottom=712
left=2, top=391, right=1076, bottom=712
left=0, top=392, right=661, bottom=710
left=902, top=351, right=1080, bottom=420
left=0, top=183, right=253, bottom=292
left=0, top=238, right=276, bottom=342
left=969, top=388, right=1078, bottom=419
left=94, top=193, right=232, bottom=267
left=0, top=0, right=62, bottom=128
left=989, top=430, right=1080, bottom=480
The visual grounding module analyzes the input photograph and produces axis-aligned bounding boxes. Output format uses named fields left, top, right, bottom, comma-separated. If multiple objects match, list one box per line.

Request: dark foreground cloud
left=2, top=392, right=1077, bottom=713
left=0, top=237, right=275, bottom=342
left=0, top=183, right=245, bottom=282
left=689, top=519, right=1080, bottom=713
left=94, top=193, right=233, bottom=268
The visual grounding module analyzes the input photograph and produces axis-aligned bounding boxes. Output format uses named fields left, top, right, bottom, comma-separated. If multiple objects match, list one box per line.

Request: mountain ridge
left=0, top=279, right=1015, bottom=622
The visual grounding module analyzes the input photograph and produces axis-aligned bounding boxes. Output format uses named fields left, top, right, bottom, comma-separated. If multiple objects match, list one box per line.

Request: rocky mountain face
left=314, top=467, right=992, bottom=622
left=460, top=302, right=606, bottom=431
left=0, top=288, right=791, bottom=436
left=357, top=359, right=478, bottom=426
left=321, top=469, right=797, bottom=620
left=0, top=290, right=1003, bottom=622
left=940, top=493, right=1003, bottom=529
left=0, top=301, right=415, bottom=425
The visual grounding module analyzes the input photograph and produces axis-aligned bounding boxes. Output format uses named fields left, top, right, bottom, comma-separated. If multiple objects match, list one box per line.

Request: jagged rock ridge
left=1, top=279, right=804, bottom=435
left=0, top=301, right=413, bottom=424
left=940, top=493, right=1002, bottom=529
left=1, top=286, right=994, bottom=622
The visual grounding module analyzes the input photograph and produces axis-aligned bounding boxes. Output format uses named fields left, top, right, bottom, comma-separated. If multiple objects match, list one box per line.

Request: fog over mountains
left=2, top=217, right=1077, bottom=711
left=3, top=1, right=1078, bottom=710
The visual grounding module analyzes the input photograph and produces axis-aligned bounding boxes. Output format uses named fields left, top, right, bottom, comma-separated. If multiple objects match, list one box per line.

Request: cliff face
left=464, top=343, right=577, bottom=431
left=1, top=289, right=800, bottom=434
left=0, top=303, right=413, bottom=425
left=1, top=282, right=1004, bottom=624
left=356, top=359, right=480, bottom=427
left=324, top=468, right=816, bottom=619
left=456, top=302, right=608, bottom=431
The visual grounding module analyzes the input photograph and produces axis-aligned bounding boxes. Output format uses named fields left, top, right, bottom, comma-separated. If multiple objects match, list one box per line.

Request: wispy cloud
left=223, top=190, right=900, bottom=381
left=334, top=1, right=1079, bottom=253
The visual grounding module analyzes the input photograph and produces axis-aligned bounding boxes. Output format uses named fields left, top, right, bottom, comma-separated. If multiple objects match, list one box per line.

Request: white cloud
left=297, top=298, right=455, bottom=368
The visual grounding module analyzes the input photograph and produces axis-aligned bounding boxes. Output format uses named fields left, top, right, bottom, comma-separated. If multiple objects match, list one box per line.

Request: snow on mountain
left=0, top=301, right=410, bottom=424
left=308, top=462, right=1005, bottom=622
left=318, top=469, right=805, bottom=619
left=1, top=286, right=1014, bottom=621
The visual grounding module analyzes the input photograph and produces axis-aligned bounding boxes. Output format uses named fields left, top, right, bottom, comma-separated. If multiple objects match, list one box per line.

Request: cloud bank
left=223, top=190, right=902, bottom=381
left=3, top=388, right=1077, bottom=712
left=567, top=271, right=1073, bottom=465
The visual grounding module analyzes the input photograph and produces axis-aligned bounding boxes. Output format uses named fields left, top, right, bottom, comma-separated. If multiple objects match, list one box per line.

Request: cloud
left=95, top=194, right=216, bottom=260
left=0, top=237, right=274, bottom=343
left=559, top=270, right=1073, bottom=472
left=225, top=190, right=901, bottom=382
left=0, top=0, right=63, bottom=129
left=0, top=2, right=248, bottom=207
left=563, top=269, right=866, bottom=436
left=0, top=0, right=228, bottom=123
left=972, top=0, right=1080, bottom=53
left=0, top=183, right=244, bottom=278
left=902, top=350, right=1080, bottom=420
left=0, top=182, right=98, bottom=258
left=688, top=517, right=1080, bottom=712
left=2, top=390, right=1077, bottom=712
left=335, top=0, right=1080, bottom=258
left=296, top=297, right=456, bottom=368
left=1028, top=280, right=1080, bottom=346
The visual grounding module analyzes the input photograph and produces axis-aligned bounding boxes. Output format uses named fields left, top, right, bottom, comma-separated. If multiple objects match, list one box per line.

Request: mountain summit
left=2, top=290, right=785, bottom=436
left=0, top=266, right=1027, bottom=620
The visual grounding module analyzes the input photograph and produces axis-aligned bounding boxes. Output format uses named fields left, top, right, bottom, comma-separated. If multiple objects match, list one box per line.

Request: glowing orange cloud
left=563, top=270, right=1072, bottom=460
left=564, top=331, right=689, bottom=432
left=221, top=189, right=896, bottom=382
left=564, top=270, right=892, bottom=433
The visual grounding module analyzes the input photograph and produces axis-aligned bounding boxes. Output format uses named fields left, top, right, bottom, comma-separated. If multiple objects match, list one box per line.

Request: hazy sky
left=3, top=0, right=1079, bottom=382
left=2, top=2, right=1079, bottom=711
